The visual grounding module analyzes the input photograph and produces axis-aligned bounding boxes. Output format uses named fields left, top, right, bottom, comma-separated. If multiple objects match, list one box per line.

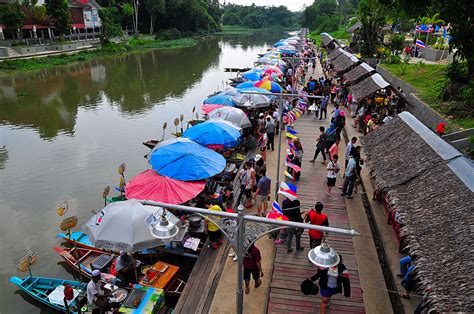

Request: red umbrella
left=125, top=170, right=205, bottom=204
left=202, top=104, right=223, bottom=114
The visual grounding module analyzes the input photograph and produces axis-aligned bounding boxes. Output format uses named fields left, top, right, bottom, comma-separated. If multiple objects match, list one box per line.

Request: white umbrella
left=82, top=200, right=181, bottom=252
left=208, top=106, right=251, bottom=128
left=232, top=93, right=272, bottom=109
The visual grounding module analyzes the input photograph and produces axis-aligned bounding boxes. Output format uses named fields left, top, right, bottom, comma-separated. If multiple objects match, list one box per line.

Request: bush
left=157, top=28, right=181, bottom=40
left=387, top=54, right=401, bottom=64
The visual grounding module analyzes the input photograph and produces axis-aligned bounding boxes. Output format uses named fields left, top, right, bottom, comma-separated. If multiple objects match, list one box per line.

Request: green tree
left=357, top=0, right=386, bottom=57
left=0, top=2, right=26, bottom=44
left=144, top=0, right=165, bottom=34
left=98, top=7, right=122, bottom=42
left=45, top=0, right=70, bottom=41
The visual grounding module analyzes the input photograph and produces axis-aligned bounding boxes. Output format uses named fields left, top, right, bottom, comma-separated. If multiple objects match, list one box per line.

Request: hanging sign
left=18, top=252, right=37, bottom=272
left=56, top=201, right=69, bottom=217
left=60, top=216, right=78, bottom=231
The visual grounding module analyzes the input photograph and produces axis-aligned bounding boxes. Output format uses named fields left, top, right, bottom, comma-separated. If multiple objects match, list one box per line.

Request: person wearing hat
left=115, top=251, right=135, bottom=287
left=253, top=154, right=266, bottom=184
left=87, top=270, right=110, bottom=310
left=257, top=113, right=265, bottom=133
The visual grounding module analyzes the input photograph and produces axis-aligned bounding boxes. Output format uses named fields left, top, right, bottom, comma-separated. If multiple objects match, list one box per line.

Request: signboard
left=56, top=201, right=69, bottom=217
left=18, top=252, right=37, bottom=272
left=60, top=216, right=78, bottom=231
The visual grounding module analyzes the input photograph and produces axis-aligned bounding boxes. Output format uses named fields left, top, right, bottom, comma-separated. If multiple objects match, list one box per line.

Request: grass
left=309, top=26, right=350, bottom=47
left=381, top=63, right=473, bottom=129
left=0, top=37, right=198, bottom=72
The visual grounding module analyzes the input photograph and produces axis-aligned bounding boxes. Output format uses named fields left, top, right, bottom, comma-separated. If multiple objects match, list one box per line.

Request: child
left=327, top=154, right=340, bottom=195
left=222, top=175, right=234, bottom=212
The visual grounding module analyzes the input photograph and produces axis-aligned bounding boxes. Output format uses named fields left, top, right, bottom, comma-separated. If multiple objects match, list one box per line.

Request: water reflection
left=0, top=39, right=222, bottom=140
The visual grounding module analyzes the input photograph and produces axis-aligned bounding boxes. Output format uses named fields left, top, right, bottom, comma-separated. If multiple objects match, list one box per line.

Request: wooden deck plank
left=266, top=114, right=366, bottom=313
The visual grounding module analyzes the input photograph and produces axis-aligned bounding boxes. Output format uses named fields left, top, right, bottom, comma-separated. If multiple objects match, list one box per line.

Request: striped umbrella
left=254, top=80, right=283, bottom=93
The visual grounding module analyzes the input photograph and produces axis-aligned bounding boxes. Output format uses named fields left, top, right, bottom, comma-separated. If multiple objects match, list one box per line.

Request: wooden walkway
left=266, top=114, right=366, bottom=313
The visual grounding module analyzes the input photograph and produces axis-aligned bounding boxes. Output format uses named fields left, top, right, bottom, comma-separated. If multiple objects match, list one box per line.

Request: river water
left=0, top=32, right=286, bottom=313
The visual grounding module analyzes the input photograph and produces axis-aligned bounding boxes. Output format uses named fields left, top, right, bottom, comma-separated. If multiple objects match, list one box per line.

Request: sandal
left=245, top=286, right=249, bottom=294
left=255, top=279, right=262, bottom=288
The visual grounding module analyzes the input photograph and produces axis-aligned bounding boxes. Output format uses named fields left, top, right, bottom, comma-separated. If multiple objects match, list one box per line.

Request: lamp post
left=140, top=200, right=359, bottom=314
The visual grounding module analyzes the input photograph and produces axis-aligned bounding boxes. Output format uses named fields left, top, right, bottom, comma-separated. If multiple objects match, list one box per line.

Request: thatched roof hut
left=328, top=48, right=344, bottom=61
left=362, top=112, right=474, bottom=312
left=332, top=51, right=360, bottom=74
left=343, top=63, right=375, bottom=86
left=349, top=73, right=390, bottom=100
left=321, top=32, right=334, bottom=47
left=347, top=21, right=362, bottom=33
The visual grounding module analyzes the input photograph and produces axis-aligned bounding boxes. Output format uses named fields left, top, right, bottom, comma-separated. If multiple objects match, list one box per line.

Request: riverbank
left=0, top=37, right=198, bottom=72
left=218, top=25, right=297, bottom=36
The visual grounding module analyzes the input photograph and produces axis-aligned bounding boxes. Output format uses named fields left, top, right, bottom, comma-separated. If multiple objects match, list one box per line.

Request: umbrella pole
left=133, top=255, right=139, bottom=283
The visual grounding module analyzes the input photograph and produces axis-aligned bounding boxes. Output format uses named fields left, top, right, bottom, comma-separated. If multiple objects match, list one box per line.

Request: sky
left=223, top=0, right=314, bottom=12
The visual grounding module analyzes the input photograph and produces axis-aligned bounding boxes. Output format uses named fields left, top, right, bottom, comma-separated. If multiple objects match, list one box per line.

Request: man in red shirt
left=243, top=242, right=263, bottom=294
left=304, top=202, right=329, bottom=249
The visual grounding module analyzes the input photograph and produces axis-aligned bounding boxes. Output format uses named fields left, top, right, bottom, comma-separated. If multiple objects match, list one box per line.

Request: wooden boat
left=142, top=139, right=160, bottom=149
left=9, top=276, right=86, bottom=312
left=224, top=67, right=251, bottom=72
left=54, top=246, right=117, bottom=282
left=56, top=232, right=158, bottom=256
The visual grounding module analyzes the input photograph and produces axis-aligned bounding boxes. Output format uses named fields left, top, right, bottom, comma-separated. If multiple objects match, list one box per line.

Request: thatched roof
left=321, top=33, right=335, bottom=47
left=362, top=112, right=474, bottom=312
left=347, top=21, right=362, bottom=33
left=349, top=73, right=390, bottom=100
left=343, top=63, right=375, bottom=86
left=332, top=51, right=360, bottom=74
left=328, top=48, right=344, bottom=61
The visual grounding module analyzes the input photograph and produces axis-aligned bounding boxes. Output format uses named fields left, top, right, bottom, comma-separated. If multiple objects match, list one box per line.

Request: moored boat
left=9, top=276, right=86, bottom=312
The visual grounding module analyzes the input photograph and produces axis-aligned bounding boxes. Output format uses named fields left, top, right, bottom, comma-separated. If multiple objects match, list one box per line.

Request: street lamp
left=141, top=200, right=359, bottom=314
left=308, top=238, right=340, bottom=268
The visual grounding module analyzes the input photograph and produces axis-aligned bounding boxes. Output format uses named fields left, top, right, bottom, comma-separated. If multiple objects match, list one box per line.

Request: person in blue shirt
left=320, top=95, right=329, bottom=120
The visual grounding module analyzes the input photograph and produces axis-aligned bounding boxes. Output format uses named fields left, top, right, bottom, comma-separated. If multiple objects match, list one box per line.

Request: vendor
left=115, top=251, right=136, bottom=287
left=87, top=270, right=110, bottom=311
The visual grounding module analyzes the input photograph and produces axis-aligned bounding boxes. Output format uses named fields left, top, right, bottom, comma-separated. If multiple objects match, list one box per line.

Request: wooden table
left=139, top=261, right=179, bottom=290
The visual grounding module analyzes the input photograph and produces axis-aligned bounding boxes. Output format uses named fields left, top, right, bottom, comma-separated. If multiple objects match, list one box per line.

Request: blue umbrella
left=203, top=93, right=235, bottom=106
left=149, top=138, right=226, bottom=181
left=274, top=41, right=287, bottom=47
left=236, top=81, right=259, bottom=89
left=236, top=86, right=273, bottom=94
left=242, top=70, right=262, bottom=81
left=183, top=120, right=241, bottom=150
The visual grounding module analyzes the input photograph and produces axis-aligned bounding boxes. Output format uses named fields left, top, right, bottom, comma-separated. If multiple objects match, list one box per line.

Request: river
left=0, top=32, right=287, bottom=313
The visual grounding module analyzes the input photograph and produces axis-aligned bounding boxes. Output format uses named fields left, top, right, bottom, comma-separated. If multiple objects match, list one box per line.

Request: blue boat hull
left=10, top=276, right=86, bottom=312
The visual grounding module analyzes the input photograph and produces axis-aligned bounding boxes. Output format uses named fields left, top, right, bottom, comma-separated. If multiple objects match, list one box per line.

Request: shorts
left=255, top=194, right=268, bottom=206
left=244, top=188, right=252, bottom=199
left=243, top=268, right=260, bottom=281
left=327, top=177, right=336, bottom=187
left=320, top=287, right=339, bottom=298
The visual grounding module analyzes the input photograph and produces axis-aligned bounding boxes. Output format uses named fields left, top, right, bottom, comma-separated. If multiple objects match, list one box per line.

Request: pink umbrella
left=202, top=104, right=223, bottom=114
left=125, top=170, right=205, bottom=204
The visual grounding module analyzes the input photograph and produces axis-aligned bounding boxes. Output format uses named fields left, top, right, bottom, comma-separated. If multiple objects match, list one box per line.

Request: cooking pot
left=188, top=214, right=202, bottom=228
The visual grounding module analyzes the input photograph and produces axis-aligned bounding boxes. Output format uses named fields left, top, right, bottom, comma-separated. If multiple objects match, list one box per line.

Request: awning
left=343, top=63, right=375, bottom=85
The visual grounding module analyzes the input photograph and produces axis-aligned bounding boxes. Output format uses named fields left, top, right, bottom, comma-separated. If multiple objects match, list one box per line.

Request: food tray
left=122, top=289, right=147, bottom=308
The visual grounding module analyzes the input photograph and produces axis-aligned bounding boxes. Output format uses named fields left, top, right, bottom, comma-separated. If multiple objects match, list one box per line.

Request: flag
left=272, top=201, right=283, bottom=214
left=428, top=24, right=434, bottom=32
left=415, top=25, right=422, bottom=33
left=286, top=126, right=298, bottom=135
left=286, top=162, right=302, bottom=172
left=443, top=28, right=447, bottom=39
left=415, top=39, right=426, bottom=48
left=281, top=182, right=297, bottom=193
left=266, top=211, right=288, bottom=221
left=287, top=141, right=296, bottom=151
left=420, top=24, right=428, bottom=32
left=435, top=25, right=440, bottom=33
left=284, top=170, right=295, bottom=180
left=286, top=132, right=298, bottom=140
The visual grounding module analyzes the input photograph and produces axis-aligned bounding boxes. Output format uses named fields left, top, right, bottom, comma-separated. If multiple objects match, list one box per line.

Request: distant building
left=0, top=0, right=101, bottom=40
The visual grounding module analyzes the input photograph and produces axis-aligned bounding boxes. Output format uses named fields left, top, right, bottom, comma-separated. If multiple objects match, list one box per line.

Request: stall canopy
left=328, top=48, right=345, bottom=61
left=362, top=112, right=473, bottom=312
left=332, top=52, right=360, bottom=74
left=343, top=63, right=376, bottom=86
left=349, top=73, right=390, bottom=100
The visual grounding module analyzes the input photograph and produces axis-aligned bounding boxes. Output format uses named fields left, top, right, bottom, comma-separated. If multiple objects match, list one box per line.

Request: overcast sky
left=224, top=0, right=314, bottom=12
